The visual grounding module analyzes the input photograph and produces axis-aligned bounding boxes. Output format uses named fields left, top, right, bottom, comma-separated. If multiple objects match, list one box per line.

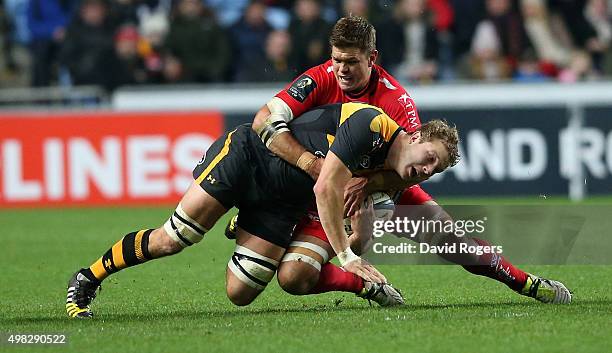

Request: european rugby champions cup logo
left=296, top=77, right=313, bottom=89
left=287, top=74, right=317, bottom=103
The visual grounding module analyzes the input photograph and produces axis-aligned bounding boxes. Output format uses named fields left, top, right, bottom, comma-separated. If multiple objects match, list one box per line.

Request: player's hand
left=349, top=196, right=375, bottom=253
left=344, top=176, right=368, bottom=217
left=342, top=258, right=387, bottom=284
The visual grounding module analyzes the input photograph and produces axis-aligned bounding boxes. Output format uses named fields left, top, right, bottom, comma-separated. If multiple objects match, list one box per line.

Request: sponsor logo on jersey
left=372, top=136, right=383, bottom=149
left=287, top=74, right=317, bottom=103
left=314, top=150, right=326, bottom=158
left=398, top=93, right=419, bottom=129
left=359, top=155, right=371, bottom=168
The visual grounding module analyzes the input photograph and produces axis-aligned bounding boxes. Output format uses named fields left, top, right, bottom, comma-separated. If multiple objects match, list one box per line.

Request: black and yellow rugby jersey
left=287, top=102, right=404, bottom=173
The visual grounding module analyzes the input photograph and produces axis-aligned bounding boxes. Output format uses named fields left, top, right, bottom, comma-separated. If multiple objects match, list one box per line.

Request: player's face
left=331, top=46, right=378, bottom=93
left=402, top=136, right=449, bottom=182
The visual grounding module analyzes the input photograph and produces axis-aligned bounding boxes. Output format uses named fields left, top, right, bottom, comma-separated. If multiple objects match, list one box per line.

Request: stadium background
left=1, top=1, right=611, bottom=352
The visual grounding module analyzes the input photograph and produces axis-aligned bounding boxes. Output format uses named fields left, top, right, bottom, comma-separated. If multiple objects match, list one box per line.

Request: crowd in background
left=0, top=0, right=611, bottom=92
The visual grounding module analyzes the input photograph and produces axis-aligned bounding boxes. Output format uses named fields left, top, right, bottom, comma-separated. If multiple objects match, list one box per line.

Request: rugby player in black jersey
left=65, top=102, right=459, bottom=318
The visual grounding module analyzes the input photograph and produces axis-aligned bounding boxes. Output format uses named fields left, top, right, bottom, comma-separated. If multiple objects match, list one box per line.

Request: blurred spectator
left=135, top=0, right=171, bottom=24
left=288, top=0, right=332, bottom=73
left=374, top=6, right=405, bottom=73
left=4, top=0, right=30, bottom=45
left=235, top=29, right=296, bottom=82
left=229, top=0, right=272, bottom=81
left=394, top=0, right=440, bottom=83
left=59, top=0, right=116, bottom=90
left=485, top=0, right=528, bottom=70
left=204, top=0, right=249, bottom=27
left=427, top=0, right=455, bottom=80
left=108, top=0, right=139, bottom=27
left=520, top=0, right=570, bottom=74
left=462, top=20, right=511, bottom=80
left=449, top=0, right=486, bottom=60
left=585, top=0, right=611, bottom=75
left=27, top=0, right=76, bottom=87
left=164, top=0, right=230, bottom=83
left=108, top=24, right=148, bottom=90
left=137, top=6, right=168, bottom=83
left=558, top=50, right=593, bottom=82
left=428, top=0, right=453, bottom=32
left=513, top=49, right=548, bottom=82
left=263, top=0, right=292, bottom=29
left=4, top=0, right=32, bottom=85
left=549, top=0, right=603, bottom=75
left=342, top=0, right=369, bottom=17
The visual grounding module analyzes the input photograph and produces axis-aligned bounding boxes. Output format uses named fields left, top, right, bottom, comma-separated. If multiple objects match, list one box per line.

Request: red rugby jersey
left=276, top=60, right=421, bottom=132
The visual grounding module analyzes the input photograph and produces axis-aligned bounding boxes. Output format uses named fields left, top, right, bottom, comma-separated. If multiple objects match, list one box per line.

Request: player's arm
left=314, top=152, right=386, bottom=283
left=344, top=170, right=422, bottom=216
left=252, top=67, right=329, bottom=180
left=347, top=196, right=375, bottom=255
left=252, top=102, right=322, bottom=179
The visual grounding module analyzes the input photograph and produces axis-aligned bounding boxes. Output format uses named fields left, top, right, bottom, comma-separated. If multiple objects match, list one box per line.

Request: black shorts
left=192, top=125, right=313, bottom=248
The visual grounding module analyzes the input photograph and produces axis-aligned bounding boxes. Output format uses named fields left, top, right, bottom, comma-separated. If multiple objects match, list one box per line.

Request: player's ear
left=368, top=50, right=378, bottom=67
left=410, top=131, right=421, bottom=143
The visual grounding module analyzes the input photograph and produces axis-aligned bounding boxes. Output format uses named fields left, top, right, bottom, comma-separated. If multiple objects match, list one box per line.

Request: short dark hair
left=418, top=119, right=460, bottom=172
left=329, top=16, right=376, bottom=54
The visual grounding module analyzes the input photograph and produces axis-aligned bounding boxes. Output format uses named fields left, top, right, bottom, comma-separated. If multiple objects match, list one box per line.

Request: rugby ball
left=344, top=192, right=395, bottom=235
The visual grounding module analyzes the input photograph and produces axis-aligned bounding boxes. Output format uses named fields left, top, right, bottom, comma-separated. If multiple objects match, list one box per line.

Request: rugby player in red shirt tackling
left=227, top=16, right=571, bottom=306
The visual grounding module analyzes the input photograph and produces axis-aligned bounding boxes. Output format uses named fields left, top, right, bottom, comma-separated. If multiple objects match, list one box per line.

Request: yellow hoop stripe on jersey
left=326, top=134, right=335, bottom=147
left=369, top=114, right=401, bottom=142
left=195, top=129, right=236, bottom=185
left=339, top=102, right=385, bottom=126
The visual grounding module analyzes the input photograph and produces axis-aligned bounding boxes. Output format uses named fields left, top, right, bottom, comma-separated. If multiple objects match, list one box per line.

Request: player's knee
left=162, top=203, right=209, bottom=248
left=225, top=244, right=278, bottom=305
left=277, top=261, right=320, bottom=295
left=225, top=283, right=256, bottom=307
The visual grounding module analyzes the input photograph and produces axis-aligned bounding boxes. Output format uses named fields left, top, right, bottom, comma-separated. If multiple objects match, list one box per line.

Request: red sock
left=309, top=262, right=364, bottom=294
left=462, top=238, right=528, bottom=292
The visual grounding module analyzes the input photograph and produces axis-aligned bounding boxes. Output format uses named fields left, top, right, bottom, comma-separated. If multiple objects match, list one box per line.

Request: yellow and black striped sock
left=83, top=229, right=154, bottom=282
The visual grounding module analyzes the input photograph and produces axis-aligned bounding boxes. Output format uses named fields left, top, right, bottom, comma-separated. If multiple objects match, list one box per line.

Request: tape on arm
left=257, top=97, right=294, bottom=148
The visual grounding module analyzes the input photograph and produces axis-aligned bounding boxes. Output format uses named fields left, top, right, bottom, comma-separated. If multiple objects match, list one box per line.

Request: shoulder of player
left=372, top=66, right=413, bottom=100
left=306, top=60, right=334, bottom=79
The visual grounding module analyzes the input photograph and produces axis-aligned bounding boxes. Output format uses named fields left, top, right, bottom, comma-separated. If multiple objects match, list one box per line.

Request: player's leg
left=276, top=232, right=335, bottom=295
left=224, top=202, right=316, bottom=306
left=224, top=227, right=286, bottom=306
left=67, top=128, right=246, bottom=318
left=66, top=182, right=227, bottom=318
left=398, top=186, right=571, bottom=304
left=277, top=217, right=404, bottom=306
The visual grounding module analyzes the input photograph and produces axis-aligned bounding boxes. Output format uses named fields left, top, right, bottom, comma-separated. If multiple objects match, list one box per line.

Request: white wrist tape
left=258, top=97, right=294, bottom=148
left=337, top=247, right=360, bottom=266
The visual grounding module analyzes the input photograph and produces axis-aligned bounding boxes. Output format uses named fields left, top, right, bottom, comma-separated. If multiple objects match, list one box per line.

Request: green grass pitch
left=1, top=199, right=611, bottom=353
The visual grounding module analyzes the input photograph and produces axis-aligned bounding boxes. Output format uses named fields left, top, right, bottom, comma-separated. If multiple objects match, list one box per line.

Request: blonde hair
left=418, top=119, right=460, bottom=171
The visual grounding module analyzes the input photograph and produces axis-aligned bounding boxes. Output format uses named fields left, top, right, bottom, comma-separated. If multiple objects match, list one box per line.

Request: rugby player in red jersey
left=227, top=16, right=571, bottom=305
